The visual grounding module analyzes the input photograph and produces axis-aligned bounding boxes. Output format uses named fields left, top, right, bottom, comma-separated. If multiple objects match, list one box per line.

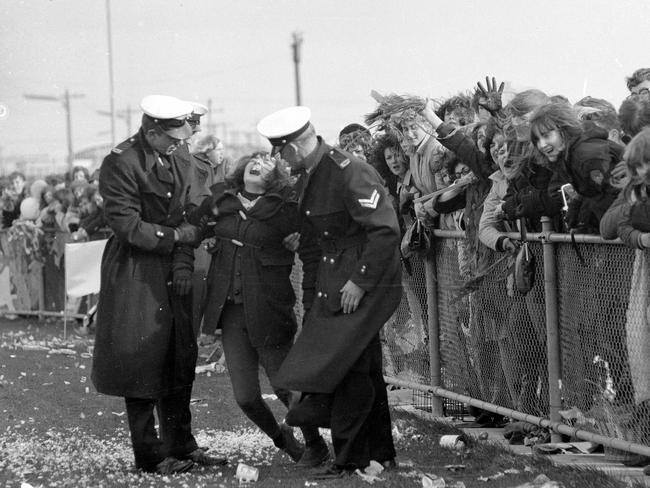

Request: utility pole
left=105, top=0, right=116, bottom=146
left=24, top=89, right=84, bottom=169
left=291, top=31, right=303, bottom=106
left=207, top=99, right=214, bottom=134
left=204, top=99, right=224, bottom=136
left=98, top=104, right=133, bottom=138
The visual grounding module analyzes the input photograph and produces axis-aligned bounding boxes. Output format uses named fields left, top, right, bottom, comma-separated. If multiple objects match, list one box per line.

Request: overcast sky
left=1, top=0, right=649, bottom=161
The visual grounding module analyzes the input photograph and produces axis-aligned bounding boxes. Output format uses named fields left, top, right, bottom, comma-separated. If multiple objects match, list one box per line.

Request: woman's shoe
left=275, top=423, right=305, bottom=462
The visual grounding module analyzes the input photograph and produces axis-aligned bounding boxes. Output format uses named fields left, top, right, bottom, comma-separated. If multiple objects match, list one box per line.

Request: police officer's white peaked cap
left=257, top=106, right=311, bottom=146
left=187, top=101, right=209, bottom=116
left=140, top=95, right=194, bottom=121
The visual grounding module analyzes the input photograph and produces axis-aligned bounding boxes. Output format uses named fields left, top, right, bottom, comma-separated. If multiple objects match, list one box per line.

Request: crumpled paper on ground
left=512, top=474, right=564, bottom=488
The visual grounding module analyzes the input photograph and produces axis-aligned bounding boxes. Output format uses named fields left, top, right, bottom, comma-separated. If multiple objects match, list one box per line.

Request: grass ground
left=0, top=316, right=643, bottom=487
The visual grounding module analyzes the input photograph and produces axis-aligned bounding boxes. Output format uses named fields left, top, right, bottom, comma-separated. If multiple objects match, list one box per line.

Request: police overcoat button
left=305, top=210, right=311, bottom=216
left=323, top=293, right=328, bottom=298
left=317, top=291, right=323, bottom=297
left=329, top=258, right=335, bottom=264
left=360, top=265, right=367, bottom=274
left=323, top=231, right=329, bottom=236
left=322, top=256, right=327, bottom=262
left=166, top=192, right=172, bottom=198
left=156, top=231, right=164, bottom=237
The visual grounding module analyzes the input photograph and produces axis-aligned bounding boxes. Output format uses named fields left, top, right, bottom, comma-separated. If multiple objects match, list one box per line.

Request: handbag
left=513, top=219, right=535, bottom=294
left=514, top=242, right=535, bottom=294
left=400, top=219, right=431, bottom=258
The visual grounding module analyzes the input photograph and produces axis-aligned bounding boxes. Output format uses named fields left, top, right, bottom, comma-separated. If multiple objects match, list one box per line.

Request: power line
left=97, top=104, right=134, bottom=138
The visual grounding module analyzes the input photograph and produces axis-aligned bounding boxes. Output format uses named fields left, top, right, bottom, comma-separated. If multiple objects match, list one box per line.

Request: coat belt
left=319, top=234, right=367, bottom=253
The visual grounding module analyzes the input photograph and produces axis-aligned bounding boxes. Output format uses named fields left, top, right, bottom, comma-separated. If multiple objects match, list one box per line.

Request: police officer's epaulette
left=111, top=137, right=136, bottom=155
left=325, top=147, right=352, bottom=170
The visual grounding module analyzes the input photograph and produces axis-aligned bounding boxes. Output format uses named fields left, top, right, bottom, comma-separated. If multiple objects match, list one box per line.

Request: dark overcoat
left=273, top=141, right=402, bottom=393
left=202, top=188, right=299, bottom=346
left=91, top=130, right=203, bottom=398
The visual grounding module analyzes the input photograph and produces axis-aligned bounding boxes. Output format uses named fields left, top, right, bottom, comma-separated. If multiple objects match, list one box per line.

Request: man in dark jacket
left=257, top=107, right=402, bottom=478
left=91, top=95, right=223, bottom=475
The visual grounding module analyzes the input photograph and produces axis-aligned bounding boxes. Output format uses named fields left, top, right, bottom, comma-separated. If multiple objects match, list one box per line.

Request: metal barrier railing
left=383, top=217, right=650, bottom=454
left=0, top=227, right=97, bottom=319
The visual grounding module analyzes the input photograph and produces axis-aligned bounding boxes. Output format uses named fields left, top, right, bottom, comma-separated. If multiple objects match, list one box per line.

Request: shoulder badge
left=111, top=137, right=136, bottom=155
left=326, top=147, right=351, bottom=170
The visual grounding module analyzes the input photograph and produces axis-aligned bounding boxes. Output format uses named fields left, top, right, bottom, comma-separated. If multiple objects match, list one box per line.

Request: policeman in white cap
left=258, top=107, right=402, bottom=478
left=186, top=101, right=209, bottom=135
left=92, top=95, right=226, bottom=474
left=174, top=100, right=223, bottom=337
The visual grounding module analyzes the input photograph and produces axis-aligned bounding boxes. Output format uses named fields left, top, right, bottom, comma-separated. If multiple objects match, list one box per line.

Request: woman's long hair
left=369, top=132, right=407, bottom=197
left=528, top=102, right=583, bottom=163
left=226, top=151, right=290, bottom=194
left=623, top=127, right=650, bottom=203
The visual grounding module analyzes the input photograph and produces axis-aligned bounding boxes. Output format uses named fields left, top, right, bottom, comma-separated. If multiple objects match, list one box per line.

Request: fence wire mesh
left=381, top=235, right=650, bottom=450
left=381, top=257, right=430, bottom=386
left=556, top=243, right=650, bottom=446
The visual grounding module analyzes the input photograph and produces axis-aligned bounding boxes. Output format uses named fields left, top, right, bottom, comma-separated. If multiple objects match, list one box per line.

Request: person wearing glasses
left=626, top=68, right=650, bottom=98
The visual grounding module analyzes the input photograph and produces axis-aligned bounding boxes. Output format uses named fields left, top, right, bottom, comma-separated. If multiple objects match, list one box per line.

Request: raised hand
left=476, top=76, right=505, bottom=115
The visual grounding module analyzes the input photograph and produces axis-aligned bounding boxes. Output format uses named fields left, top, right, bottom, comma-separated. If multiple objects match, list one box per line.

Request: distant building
left=0, top=143, right=111, bottom=179
left=1, top=153, right=63, bottom=178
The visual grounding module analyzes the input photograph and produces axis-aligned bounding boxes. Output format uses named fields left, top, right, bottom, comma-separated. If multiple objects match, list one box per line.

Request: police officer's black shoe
left=296, top=437, right=330, bottom=467
left=379, top=458, right=397, bottom=471
left=186, top=447, right=228, bottom=466
left=152, top=457, right=194, bottom=475
left=309, top=464, right=350, bottom=480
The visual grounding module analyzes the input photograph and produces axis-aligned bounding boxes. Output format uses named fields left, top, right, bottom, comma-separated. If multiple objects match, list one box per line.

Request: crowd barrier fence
left=0, top=226, right=103, bottom=320
left=382, top=217, right=650, bottom=457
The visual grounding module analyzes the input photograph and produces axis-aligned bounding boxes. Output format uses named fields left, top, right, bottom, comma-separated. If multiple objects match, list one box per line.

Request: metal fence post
left=424, top=254, right=444, bottom=416
left=541, top=216, right=563, bottom=442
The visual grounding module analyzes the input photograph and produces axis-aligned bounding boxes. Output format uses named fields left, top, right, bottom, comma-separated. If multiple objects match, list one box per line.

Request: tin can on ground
left=439, top=434, right=466, bottom=450
left=235, top=463, right=259, bottom=482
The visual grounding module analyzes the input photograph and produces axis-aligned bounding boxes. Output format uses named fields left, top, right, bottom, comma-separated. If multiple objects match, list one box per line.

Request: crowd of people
left=13, top=67, right=650, bottom=478
left=0, top=166, right=107, bottom=241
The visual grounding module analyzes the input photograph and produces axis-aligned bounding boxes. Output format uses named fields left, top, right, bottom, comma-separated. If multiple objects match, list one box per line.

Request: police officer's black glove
left=174, top=222, right=201, bottom=245
left=173, top=268, right=192, bottom=296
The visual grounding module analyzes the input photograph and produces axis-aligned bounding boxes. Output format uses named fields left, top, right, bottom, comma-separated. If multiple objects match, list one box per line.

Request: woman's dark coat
left=203, top=188, right=300, bottom=347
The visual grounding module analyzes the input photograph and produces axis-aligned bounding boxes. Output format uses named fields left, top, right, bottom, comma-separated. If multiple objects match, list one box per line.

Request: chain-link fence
left=382, top=230, right=650, bottom=452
